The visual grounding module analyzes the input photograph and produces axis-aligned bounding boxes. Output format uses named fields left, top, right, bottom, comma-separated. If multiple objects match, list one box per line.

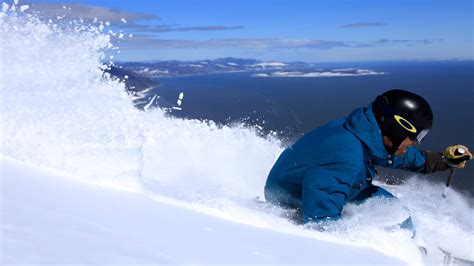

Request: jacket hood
left=344, top=103, right=389, bottom=160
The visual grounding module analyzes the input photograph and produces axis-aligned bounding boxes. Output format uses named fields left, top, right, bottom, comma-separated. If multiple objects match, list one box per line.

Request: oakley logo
left=394, top=115, right=417, bottom=133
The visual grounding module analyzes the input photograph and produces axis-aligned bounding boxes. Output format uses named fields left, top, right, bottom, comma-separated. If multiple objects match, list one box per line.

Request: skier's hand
left=443, top=145, right=472, bottom=168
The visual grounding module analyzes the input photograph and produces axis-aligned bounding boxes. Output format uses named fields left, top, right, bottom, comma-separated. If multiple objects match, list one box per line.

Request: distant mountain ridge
left=117, top=57, right=310, bottom=78
left=104, top=65, right=159, bottom=93
left=103, top=58, right=386, bottom=110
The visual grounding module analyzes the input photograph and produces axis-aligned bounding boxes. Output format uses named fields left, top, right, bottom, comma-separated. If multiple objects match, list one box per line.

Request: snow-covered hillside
left=1, top=2, right=473, bottom=265
left=2, top=156, right=410, bottom=264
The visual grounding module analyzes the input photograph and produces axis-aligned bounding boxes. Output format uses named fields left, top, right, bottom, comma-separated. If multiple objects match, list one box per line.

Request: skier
left=264, top=89, right=472, bottom=225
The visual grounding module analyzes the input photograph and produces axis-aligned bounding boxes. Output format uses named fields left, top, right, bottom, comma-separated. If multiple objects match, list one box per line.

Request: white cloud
left=27, top=2, right=159, bottom=23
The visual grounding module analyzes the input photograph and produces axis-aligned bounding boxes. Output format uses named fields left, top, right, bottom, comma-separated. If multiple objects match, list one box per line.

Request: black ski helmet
left=372, top=89, right=433, bottom=154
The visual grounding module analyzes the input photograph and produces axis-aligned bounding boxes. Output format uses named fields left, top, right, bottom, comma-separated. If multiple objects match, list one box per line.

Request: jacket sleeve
left=301, top=165, right=357, bottom=223
left=423, top=150, right=450, bottom=173
left=390, top=147, right=450, bottom=174
left=390, top=147, right=425, bottom=173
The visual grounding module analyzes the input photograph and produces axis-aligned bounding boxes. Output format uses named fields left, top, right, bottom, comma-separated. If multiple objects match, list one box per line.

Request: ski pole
left=442, top=168, right=456, bottom=198
left=442, top=147, right=465, bottom=198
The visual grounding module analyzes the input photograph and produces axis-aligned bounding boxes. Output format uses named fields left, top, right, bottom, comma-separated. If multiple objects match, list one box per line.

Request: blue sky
left=28, top=0, right=473, bottom=62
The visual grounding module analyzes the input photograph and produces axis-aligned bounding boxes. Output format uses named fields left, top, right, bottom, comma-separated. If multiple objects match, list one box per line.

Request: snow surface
left=1, top=156, right=408, bottom=264
left=1, top=2, right=473, bottom=265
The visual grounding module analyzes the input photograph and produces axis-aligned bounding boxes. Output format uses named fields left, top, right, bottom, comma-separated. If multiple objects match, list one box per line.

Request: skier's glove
left=443, top=145, right=472, bottom=168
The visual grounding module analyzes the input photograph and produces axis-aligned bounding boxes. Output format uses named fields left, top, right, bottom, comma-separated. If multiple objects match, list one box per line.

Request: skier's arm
left=301, top=166, right=357, bottom=223
left=389, top=147, right=426, bottom=173
left=390, top=146, right=447, bottom=173
left=424, top=145, right=472, bottom=172
left=423, top=150, right=450, bottom=173
left=391, top=145, right=472, bottom=174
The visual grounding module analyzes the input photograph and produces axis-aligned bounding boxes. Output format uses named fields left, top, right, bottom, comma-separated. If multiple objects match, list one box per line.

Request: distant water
left=148, top=61, right=474, bottom=198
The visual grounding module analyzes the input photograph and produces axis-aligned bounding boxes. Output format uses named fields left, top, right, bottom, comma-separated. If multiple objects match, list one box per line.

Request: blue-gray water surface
left=146, top=61, right=474, bottom=198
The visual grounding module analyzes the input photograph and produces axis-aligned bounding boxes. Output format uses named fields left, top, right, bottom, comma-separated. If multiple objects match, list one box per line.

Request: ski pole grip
left=455, top=147, right=465, bottom=156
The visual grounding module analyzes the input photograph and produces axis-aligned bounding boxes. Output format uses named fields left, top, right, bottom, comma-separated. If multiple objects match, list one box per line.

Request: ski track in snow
left=1, top=3, right=473, bottom=265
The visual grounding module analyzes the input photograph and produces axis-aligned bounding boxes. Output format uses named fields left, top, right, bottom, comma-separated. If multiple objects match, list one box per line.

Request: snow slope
left=1, top=2, right=473, bottom=265
left=1, top=156, right=409, bottom=264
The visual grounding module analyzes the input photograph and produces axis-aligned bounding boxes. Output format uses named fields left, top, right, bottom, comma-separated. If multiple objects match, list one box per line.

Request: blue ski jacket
left=264, top=104, right=426, bottom=223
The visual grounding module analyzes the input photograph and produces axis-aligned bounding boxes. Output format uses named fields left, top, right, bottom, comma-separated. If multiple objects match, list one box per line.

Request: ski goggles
left=408, top=128, right=430, bottom=143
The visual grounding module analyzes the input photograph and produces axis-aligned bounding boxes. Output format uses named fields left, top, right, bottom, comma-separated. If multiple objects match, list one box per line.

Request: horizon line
left=111, top=57, right=474, bottom=64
